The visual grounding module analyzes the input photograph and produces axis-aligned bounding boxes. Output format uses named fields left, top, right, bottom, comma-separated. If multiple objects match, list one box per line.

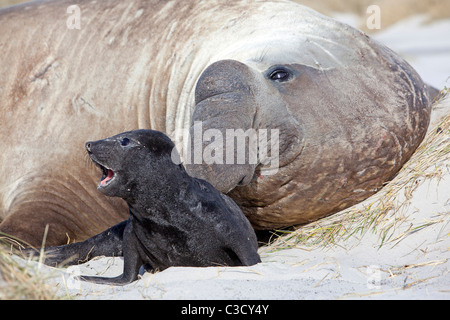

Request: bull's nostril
left=86, top=142, right=92, bottom=152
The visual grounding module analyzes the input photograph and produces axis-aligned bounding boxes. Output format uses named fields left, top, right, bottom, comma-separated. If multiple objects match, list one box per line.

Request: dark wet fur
left=24, top=130, right=260, bottom=285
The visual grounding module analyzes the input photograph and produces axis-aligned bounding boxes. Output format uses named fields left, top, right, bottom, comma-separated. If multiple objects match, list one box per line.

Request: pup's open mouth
left=100, top=166, right=115, bottom=186
left=90, top=157, right=115, bottom=187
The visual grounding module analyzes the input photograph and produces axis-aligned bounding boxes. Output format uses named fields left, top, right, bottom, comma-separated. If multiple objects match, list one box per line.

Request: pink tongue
left=101, top=169, right=114, bottom=186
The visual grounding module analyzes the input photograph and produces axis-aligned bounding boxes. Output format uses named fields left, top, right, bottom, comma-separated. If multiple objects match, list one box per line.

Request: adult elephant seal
left=0, top=0, right=432, bottom=247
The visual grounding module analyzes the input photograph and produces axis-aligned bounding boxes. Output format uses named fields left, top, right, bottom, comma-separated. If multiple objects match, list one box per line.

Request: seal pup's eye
left=121, top=138, right=130, bottom=146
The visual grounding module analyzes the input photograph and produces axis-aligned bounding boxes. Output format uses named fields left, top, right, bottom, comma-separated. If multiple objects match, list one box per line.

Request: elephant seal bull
left=0, top=0, right=432, bottom=247
left=26, top=130, right=260, bottom=285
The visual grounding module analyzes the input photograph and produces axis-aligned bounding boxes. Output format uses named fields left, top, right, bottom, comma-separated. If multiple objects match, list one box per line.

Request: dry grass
left=267, top=90, right=450, bottom=252
left=0, top=225, right=71, bottom=300
left=0, top=237, right=62, bottom=300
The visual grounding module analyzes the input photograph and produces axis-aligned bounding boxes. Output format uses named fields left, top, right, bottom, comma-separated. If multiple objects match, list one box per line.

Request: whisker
left=257, top=45, right=270, bottom=63
left=83, top=151, right=96, bottom=170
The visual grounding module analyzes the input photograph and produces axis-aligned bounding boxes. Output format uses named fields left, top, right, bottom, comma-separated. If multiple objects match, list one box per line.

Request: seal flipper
left=225, top=244, right=261, bottom=267
left=219, top=193, right=261, bottom=266
left=76, top=251, right=142, bottom=285
left=236, top=248, right=261, bottom=266
left=76, top=251, right=141, bottom=285
left=23, top=219, right=127, bottom=267
left=76, top=220, right=143, bottom=285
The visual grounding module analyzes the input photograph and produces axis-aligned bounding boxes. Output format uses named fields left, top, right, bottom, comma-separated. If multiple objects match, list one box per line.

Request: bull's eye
left=268, top=68, right=291, bottom=82
left=121, top=138, right=130, bottom=146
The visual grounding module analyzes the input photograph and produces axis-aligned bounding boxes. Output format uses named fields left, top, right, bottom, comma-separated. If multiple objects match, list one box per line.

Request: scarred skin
left=0, top=0, right=431, bottom=247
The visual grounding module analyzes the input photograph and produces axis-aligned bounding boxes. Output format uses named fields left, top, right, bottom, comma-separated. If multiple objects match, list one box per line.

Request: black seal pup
left=25, top=129, right=260, bottom=285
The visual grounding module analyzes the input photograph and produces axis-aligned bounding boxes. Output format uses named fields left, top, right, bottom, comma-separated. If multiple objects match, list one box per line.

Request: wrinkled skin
left=26, top=130, right=260, bottom=285
left=0, top=0, right=431, bottom=247
left=188, top=57, right=430, bottom=228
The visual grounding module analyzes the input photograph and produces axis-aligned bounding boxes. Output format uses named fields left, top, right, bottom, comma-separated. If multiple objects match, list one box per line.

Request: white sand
left=18, top=15, right=450, bottom=300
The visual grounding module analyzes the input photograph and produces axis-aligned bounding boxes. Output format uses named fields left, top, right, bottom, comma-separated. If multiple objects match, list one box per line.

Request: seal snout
left=85, top=140, right=116, bottom=189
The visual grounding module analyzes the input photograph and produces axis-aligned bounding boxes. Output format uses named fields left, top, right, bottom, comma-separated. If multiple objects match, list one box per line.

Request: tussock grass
left=0, top=230, right=66, bottom=300
left=267, top=92, right=450, bottom=251
left=0, top=246, right=58, bottom=300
